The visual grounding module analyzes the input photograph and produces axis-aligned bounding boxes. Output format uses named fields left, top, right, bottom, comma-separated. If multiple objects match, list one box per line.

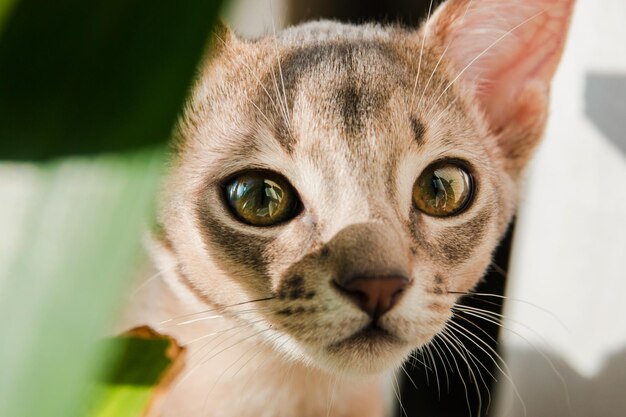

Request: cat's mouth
left=327, top=322, right=403, bottom=352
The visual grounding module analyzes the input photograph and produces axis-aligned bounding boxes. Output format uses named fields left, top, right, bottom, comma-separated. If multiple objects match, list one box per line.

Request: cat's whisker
left=243, top=94, right=274, bottom=126
left=166, top=314, right=225, bottom=327
left=213, top=33, right=283, bottom=117
left=182, top=317, right=267, bottom=346
left=429, top=336, right=450, bottom=399
left=236, top=334, right=292, bottom=411
left=426, top=342, right=443, bottom=396
left=489, top=261, right=508, bottom=277
left=414, top=347, right=431, bottom=386
left=168, top=308, right=268, bottom=329
left=416, top=41, right=451, bottom=112
left=202, top=331, right=283, bottom=412
left=175, top=326, right=274, bottom=397
left=452, top=309, right=500, bottom=346
left=199, top=327, right=274, bottom=367
left=392, top=371, right=408, bottom=417
left=453, top=303, right=507, bottom=323
left=447, top=328, right=494, bottom=417
left=460, top=0, right=475, bottom=23
left=269, top=66, right=289, bottom=130
left=159, top=296, right=276, bottom=325
left=164, top=321, right=270, bottom=409
left=269, top=2, right=291, bottom=130
left=414, top=0, right=478, bottom=114
left=448, top=290, right=569, bottom=331
left=446, top=320, right=527, bottom=417
left=325, top=373, right=339, bottom=417
left=454, top=306, right=571, bottom=405
left=430, top=337, right=452, bottom=393
left=427, top=94, right=460, bottom=126
left=400, top=363, right=420, bottom=393
left=442, top=328, right=492, bottom=417
left=407, top=351, right=431, bottom=371
left=232, top=332, right=285, bottom=379
left=447, top=320, right=506, bottom=378
left=427, top=8, right=548, bottom=117
left=409, top=0, right=435, bottom=111
left=130, top=267, right=171, bottom=298
left=436, top=330, right=473, bottom=415
left=185, top=319, right=268, bottom=372
left=449, top=318, right=499, bottom=411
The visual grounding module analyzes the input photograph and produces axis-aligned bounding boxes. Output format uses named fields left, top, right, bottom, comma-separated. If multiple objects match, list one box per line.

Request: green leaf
left=86, top=328, right=186, bottom=417
left=0, top=149, right=165, bottom=417
left=0, top=1, right=226, bottom=417
left=0, top=0, right=225, bottom=160
left=0, top=0, right=17, bottom=33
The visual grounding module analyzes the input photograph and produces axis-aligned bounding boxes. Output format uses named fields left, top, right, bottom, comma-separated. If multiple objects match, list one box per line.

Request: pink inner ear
left=431, top=0, right=574, bottom=130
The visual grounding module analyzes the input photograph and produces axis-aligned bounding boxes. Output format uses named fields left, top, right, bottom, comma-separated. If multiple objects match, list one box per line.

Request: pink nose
left=335, top=276, right=409, bottom=319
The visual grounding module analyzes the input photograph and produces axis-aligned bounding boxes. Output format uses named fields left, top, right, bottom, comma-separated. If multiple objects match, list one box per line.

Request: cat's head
left=156, top=0, right=573, bottom=375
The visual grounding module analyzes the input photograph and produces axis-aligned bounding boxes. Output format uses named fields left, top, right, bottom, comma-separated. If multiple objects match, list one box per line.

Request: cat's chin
left=309, top=326, right=415, bottom=376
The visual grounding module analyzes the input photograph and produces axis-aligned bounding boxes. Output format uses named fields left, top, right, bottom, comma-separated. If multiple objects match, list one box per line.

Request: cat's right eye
left=223, top=171, right=301, bottom=227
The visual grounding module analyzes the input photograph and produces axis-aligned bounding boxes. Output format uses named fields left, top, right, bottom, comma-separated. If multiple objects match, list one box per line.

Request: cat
left=123, top=0, right=575, bottom=415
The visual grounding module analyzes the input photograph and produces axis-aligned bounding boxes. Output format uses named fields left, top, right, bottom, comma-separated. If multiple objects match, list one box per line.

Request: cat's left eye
left=413, top=161, right=474, bottom=217
left=223, top=171, right=301, bottom=227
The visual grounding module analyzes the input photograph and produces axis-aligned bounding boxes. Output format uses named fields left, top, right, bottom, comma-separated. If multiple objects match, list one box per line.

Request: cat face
left=157, top=0, right=573, bottom=375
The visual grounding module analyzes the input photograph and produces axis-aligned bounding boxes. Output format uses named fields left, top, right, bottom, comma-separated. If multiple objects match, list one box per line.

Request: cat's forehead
left=267, top=40, right=413, bottom=161
left=179, top=20, right=485, bottom=192
left=255, top=27, right=412, bottom=139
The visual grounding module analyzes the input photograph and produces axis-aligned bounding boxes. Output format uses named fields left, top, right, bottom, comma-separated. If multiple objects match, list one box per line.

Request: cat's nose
left=334, top=275, right=409, bottom=319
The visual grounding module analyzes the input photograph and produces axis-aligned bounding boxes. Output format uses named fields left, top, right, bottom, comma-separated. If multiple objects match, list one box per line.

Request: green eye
left=413, top=161, right=474, bottom=217
left=223, top=171, right=300, bottom=226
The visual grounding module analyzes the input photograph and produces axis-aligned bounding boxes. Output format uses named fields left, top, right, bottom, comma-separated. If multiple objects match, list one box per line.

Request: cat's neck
left=122, top=269, right=390, bottom=417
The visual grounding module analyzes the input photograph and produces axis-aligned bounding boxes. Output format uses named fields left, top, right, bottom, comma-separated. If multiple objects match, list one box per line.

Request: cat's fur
left=124, top=1, right=574, bottom=416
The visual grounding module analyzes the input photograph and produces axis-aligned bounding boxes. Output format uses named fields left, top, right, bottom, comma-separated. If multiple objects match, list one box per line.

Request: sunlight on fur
left=122, top=1, right=575, bottom=416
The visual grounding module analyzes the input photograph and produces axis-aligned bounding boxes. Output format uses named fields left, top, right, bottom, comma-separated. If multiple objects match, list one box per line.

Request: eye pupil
left=224, top=172, right=300, bottom=226
left=413, top=161, right=473, bottom=217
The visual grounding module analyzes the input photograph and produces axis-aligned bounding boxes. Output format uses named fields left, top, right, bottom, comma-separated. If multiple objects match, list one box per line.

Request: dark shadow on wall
left=495, top=346, right=626, bottom=417
left=585, top=73, right=626, bottom=156
left=289, top=0, right=430, bottom=27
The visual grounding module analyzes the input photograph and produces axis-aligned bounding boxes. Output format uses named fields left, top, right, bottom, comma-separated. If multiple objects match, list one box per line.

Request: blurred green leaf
left=0, top=0, right=224, bottom=160
left=0, top=0, right=17, bottom=32
left=0, top=149, right=164, bottom=417
left=0, top=1, right=225, bottom=417
left=86, top=328, right=185, bottom=417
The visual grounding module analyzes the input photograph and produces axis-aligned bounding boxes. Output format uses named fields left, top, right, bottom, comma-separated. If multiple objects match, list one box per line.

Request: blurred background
left=1, top=1, right=624, bottom=416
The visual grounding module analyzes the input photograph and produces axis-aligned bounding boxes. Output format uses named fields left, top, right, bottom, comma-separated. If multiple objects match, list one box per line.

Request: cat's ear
left=425, top=0, right=575, bottom=173
left=209, top=20, right=240, bottom=55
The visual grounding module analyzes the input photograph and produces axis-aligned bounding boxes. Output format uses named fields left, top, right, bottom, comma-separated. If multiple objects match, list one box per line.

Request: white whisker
left=130, top=267, right=170, bottom=297
left=416, top=41, right=452, bottom=111
left=454, top=306, right=571, bottom=406
left=409, top=0, right=435, bottom=111
left=182, top=318, right=267, bottom=346
left=427, top=9, right=547, bottom=116
left=269, top=1, right=291, bottom=130
left=400, top=363, right=420, bottom=393
left=159, top=296, right=275, bottom=326
left=431, top=337, right=452, bottom=393
left=447, top=320, right=527, bottom=417
left=393, top=371, right=408, bottom=417
left=325, top=373, right=339, bottom=417
left=213, top=33, right=283, bottom=117
left=437, top=330, right=473, bottom=416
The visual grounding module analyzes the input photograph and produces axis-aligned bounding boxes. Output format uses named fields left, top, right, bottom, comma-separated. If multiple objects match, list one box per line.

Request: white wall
left=494, top=1, right=626, bottom=416
left=223, top=0, right=288, bottom=38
